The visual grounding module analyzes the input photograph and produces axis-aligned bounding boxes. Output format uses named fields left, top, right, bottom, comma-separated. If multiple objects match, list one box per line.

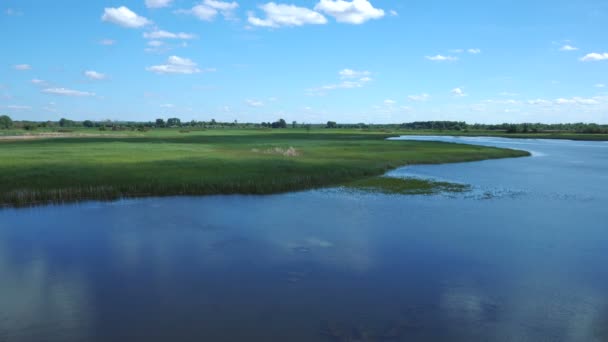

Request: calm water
left=1, top=137, right=608, bottom=342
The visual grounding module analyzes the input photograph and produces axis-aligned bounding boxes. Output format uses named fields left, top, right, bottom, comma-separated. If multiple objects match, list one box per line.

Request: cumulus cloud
left=14, top=64, right=31, bottom=70
left=308, top=72, right=372, bottom=95
left=179, top=0, right=239, bottom=21
left=42, top=88, right=95, bottom=97
left=560, top=45, right=578, bottom=51
left=467, top=48, right=481, bottom=54
left=147, top=56, right=207, bottom=74
left=146, top=0, right=174, bottom=8
left=408, top=93, right=430, bottom=102
left=339, top=68, right=371, bottom=79
left=580, top=52, right=608, bottom=62
left=245, top=99, right=264, bottom=107
left=99, top=39, right=116, bottom=46
left=527, top=99, right=552, bottom=105
left=314, top=0, right=385, bottom=24
left=143, top=30, right=197, bottom=40
left=31, top=79, right=46, bottom=85
left=248, top=3, right=327, bottom=27
left=84, top=70, right=107, bottom=80
left=102, top=6, right=151, bottom=28
left=384, top=99, right=396, bottom=105
left=451, top=87, right=467, bottom=97
left=596, top=83, right=606, bottom=88
left=148, top=40, right=164, bottom=47
left=425, top=55, right=458, bottom=62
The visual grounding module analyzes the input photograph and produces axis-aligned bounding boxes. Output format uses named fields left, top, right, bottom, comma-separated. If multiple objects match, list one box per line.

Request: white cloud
left=148, top=40, right=164, bottom=47
left=389, top=10, right=398, bottom=16
left=555, top=97, right=600, bottom=105
left=468, top=48, right=481, bottom=54
left=314, top=0, right=385, bottom=24
left=14, top=64, right=31, bottom=70
left=580, top=52, right=608, bottom=62
left=6, top=105, right=31, bottom=110
left=245, top=99, right=264, bottom=107
left=499, top=92, right=519, bottom=96
left=42, top=88, right=95, bottom=97
left=31, top=79, right=46, bottom=85
left=408, top=93, right=430, bottom=102
left=146, top=0, right=174, bottom=9
left=425, top=55, right=457, bottom=62
left=160, top=103, right=175, bottom=108
left=248, top=3, right=327, bottom=27
left=309, top=76, right=372, bottom=94
left=339, top=68, right=371, bottom=79
left=560, top=45, right=578, bottom=51
left=146, top=56, right=204, bottom=74
left=101, top=6, right=151, bottom=28
left=143, top=30, right=197, bottom=40
left=205, top=0, right=239, bottom=12
left=527, top=99, right=552, bottom=105
left=180, top=0, right=239, bottom=21
left=99, top=39, right=116, bottom=46
left=451, top=88, right=467, bottom=97
left=384, top=99, right=396, bottom=105
left=595, top=83, right=606, bottom=88
left=84, top=70, right=107, bottom=80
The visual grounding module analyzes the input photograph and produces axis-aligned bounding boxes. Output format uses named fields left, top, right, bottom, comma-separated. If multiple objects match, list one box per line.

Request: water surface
left=1, top=136, right=607, bottom=341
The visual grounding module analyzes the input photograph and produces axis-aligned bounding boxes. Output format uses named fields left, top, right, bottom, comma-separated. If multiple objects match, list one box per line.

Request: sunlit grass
left=0, top=129, right=530, bottom=207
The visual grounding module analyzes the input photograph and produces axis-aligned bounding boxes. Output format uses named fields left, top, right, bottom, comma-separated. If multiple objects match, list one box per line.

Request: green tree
left=326, top=121, right=337, bottom=129
left=59, top=118, right=75, bottom=127
left=272, top=119, right=287, bottom=129
left=155, top=118, right=165, bottom=128
left=292, top=121, right=297, bottom=128
left=167, top=118, right=181, bottom=127
left=83, top=120, right=94, bottom=128
left=0, top=115, right=13, bottom=129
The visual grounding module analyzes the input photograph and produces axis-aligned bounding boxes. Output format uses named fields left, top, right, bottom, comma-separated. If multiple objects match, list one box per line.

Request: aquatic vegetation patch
left=344, top=176, right=470, bottom=195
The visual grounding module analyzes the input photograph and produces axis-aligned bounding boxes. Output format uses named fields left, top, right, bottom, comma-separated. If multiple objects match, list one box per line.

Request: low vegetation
left=344, top=176, right=470, bottom=195
left=0, top=129, right=529, bottom=207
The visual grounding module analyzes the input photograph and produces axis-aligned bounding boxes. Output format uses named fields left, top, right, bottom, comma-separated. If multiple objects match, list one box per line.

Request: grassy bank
left=0, top=129, right=529, bottom=207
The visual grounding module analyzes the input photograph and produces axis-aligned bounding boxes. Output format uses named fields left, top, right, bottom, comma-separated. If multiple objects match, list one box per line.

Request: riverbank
left=0, top=130, right=529, bottom=207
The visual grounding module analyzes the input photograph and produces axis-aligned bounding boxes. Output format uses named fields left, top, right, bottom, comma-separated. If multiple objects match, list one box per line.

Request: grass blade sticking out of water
left=344, top=176, right=470, bottom=195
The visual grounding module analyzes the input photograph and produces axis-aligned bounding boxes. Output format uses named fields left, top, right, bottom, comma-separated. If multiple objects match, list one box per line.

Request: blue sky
left=1, top=0, right=607, bottom=124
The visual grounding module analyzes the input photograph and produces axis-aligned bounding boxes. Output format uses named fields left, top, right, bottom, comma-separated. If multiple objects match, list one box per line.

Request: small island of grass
left=0, top=128, right=529, bottom=207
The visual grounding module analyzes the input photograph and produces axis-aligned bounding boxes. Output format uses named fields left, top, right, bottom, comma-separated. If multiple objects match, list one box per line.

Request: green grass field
left=0, top=129, right=530, bottom=207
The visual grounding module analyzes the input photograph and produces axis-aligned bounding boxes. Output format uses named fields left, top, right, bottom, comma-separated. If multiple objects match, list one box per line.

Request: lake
left=1, top=136, right=607, bottom=342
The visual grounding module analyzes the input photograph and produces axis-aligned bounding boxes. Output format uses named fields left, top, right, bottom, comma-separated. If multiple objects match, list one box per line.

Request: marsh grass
left=344, top=176, right=470, bottom=195
left=0, top=129, right=529, bottom=207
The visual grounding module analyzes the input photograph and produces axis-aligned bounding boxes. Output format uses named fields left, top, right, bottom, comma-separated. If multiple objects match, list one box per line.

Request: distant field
left=0, top=129, right=530, bottom=207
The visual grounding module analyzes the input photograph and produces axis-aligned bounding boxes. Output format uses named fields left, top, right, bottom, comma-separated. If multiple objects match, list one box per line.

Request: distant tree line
left=1, top=114, right=607, bottom=134
left=399, top=121, right=608, bottom=134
